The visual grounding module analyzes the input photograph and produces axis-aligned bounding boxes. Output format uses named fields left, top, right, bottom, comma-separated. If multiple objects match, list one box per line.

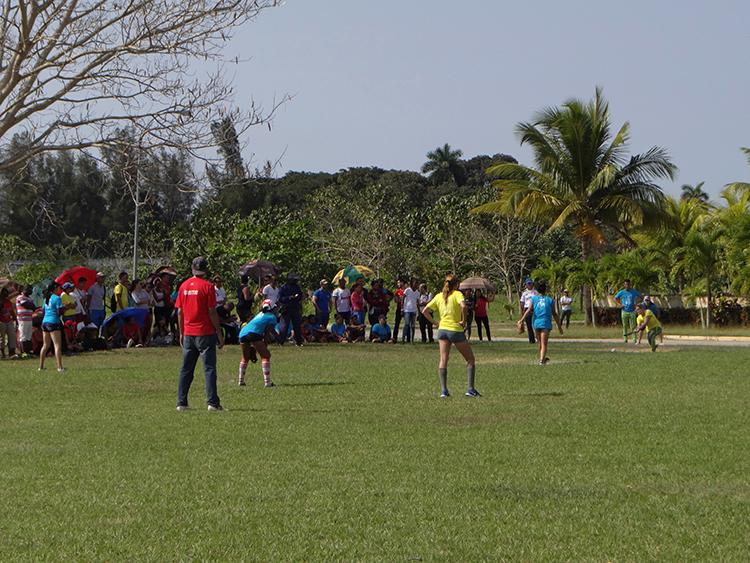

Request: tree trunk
left=581, top=239, right=593, bottom=325
left=706, top=275, right=712, bottom=329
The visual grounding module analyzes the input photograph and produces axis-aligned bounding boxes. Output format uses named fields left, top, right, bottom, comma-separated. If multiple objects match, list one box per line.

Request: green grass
left=1, top=341, right=748, bottom=561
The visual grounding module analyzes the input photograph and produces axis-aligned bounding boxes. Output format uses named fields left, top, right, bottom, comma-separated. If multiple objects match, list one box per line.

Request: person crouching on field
left=421, top=274, right=480, bottom=398
left=633, top=303, right=663, bottom=352
left=517, top=279, right=563, bottom=365
left=238, top=299, right=278, bottom=387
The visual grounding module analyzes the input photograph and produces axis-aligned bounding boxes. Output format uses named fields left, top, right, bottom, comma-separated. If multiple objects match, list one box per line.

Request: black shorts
left=42, top=323, right=63, bottom=333
left=240, top=332, right=264, bottom=344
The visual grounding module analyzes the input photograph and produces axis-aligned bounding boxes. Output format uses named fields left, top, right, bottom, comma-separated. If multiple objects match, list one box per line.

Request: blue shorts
left=437, top=329, right=466, bottom=343
left=42, top=323, right=63, bottom=333
left=90, top=309, right=106, bottom=327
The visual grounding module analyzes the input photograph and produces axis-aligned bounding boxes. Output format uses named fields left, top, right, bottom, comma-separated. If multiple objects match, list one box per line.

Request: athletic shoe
left=176, top=405, right=189, bottom=412
left=465, top=388, right=481, bottom=397
left=238, top=380, right=246, bottom=386
left=538, top=360, right=546, bottom=366
left=542, top=357, right=550, bottom=365
left=38, top=367, right=45, bottom=371
left=294, top=342, right=304, bottom=348
left=651, top=344, right=658, bottom=352
left=264, top=381, right=275, bottom=388
left=135, top=343, right=143, bottom=348
left=207, top=404, right=223, bottom=412
left=57, top=368, right=65, bottom=373
left=440, top=390, right=450, bottom=398
left=126, top=339, right=134, bottom=348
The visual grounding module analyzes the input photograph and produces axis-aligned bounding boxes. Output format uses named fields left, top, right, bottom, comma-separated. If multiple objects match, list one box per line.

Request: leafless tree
left=0, top=0, right=285, bottom=171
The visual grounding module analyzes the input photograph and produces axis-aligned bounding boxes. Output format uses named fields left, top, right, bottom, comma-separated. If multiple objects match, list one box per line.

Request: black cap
left=191, top=256, right=208, bottom=277
left=287, top=272, right=300, bottom=281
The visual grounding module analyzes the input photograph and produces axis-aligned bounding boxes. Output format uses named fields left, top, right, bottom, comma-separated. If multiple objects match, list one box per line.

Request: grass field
left=1, top=340, right=748, bottom=561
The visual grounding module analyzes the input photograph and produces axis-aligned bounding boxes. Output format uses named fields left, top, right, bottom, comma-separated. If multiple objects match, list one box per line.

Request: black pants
left=560, top=309, right=572, bottom=329
left=465, top=310, right=474, bottom=338
left=392, top=308, right=403, bottom=341
left=525, top=314, right=535, bottom=343
left=278, top=310, right=303, bottom=345
left=418, top=312, right=434, bottom=343
left=475, top=315, right=491, bottom=341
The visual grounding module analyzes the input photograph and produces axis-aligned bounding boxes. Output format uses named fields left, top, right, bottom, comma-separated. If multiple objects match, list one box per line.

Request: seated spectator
left=370, top=314, right=392, bottom=343
left=119, top=316, right=143, bottom=348
left=329, top=314, right=348, bottom=343
left=150, top=317, right=173, bottom=346
left=217, top=302, right=239, bottom=345
left=301, top=314, right=335, bottom=343
left=346, top=316, right=366, bottom=343
left=76, top=321, right=100, bottom=351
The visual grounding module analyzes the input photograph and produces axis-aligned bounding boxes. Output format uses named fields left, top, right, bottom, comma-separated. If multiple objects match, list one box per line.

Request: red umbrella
left=56, top=266, right=98, bottom=290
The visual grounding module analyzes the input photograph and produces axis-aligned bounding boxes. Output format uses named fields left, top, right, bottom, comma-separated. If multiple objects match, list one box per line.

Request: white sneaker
left=176, top=405, right=189, bottom=412
left=126, top=339, right=135, bottom=348
left=57, top=368, right=65, bottom=373
left=207, top=404, right=224, bottom=412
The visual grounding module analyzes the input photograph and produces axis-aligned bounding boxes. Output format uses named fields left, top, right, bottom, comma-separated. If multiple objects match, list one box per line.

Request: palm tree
left=566, top=258, right=600, bottom=328
left=473, top=88, right=675, bottom=324
left=422, top=143, right=466, bottom=186
left=671, top=228, right=720, bottom=328
left=724, top=147, right=750, bottom=193
left=680, top=181, right=709, bottom=204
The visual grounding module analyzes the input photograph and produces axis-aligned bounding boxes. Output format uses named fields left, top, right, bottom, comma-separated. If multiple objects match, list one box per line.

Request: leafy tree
left=474, top=88, right=675, bottom=324
left=422, top=143, right=467, bottom=186
left=671, top=228, right=721, bottom=327
left=680, top=181, right=710, bottom=204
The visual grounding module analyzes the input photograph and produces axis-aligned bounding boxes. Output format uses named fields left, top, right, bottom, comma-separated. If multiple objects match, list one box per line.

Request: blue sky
left=228, top=1, right=749, bottom=197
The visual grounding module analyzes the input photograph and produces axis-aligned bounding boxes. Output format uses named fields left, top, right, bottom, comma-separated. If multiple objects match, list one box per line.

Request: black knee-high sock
left=438, top=368, right=448, bottom=392
left=467, top=364, right=475, bottom=390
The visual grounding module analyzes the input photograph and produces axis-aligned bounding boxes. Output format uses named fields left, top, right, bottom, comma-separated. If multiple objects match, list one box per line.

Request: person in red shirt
left=175, top=256, right=224, bottom=412
left=0, top=289, right=17, bottom=358
left=473, top=289, right=494, bottom=342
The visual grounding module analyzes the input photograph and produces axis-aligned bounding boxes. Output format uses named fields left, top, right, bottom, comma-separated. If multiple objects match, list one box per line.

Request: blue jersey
left=330, top=322, right=347, bottom=337
left=615, top=288, right=641, bottom=313
left=531, top=295, right=554, bottom=330
left=371, top=323, right=391, bottom=341
left=313, top=288, right=332, bottom=313
left=239, top=311, right=278, bottom=339
left=42, top=294, right=63, bottom=324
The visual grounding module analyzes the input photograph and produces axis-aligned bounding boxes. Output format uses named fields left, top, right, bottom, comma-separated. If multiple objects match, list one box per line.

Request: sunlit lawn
left=0, top=340, right=748, bottom=560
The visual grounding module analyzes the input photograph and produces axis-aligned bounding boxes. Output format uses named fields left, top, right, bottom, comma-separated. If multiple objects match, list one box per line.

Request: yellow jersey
left=426, top=290, right=465, bottom=332
left=60, top=292, right=76, bottom=318
left=637, top=309, right=661, bottom=332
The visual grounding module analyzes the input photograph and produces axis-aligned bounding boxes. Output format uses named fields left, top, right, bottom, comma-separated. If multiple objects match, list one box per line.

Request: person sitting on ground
left=150, top=317, right=173, bottom=347
left=330, top=314, right=349, bottom=343
left=369, top=314, right=392, bottom=343
left=120, top=315, right=143, bottom=348
left=633, top=303, right=663, bottom=352
left=76, top=321, right=100, bottom=351
left=346, top=315, right=366, bottom=343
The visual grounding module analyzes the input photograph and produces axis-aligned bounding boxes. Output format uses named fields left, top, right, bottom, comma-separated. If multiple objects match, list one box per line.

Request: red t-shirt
left=475, top=296, right=488, bottom=317
left=175, top=276, right=217, bottom=336
left=122, top=323, right=140, bottom=340
left=0, top=300, right=14, bottom=323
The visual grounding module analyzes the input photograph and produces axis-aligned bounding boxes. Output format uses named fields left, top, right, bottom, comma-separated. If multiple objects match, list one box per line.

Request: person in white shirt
left=72, top=277, right=89, bottom=319
left=332, top=278, right=352, bottom=322
left=417, top=283, right=434, bottom=343
left=401, top=278, right=419, bottom=343
left=261, top=275, right=280, bottom=308
left=559, top=289, right=573, bottom=329
left=213, top=276, right=227, bottom=307
left=519, top=277, right=539, bottom=344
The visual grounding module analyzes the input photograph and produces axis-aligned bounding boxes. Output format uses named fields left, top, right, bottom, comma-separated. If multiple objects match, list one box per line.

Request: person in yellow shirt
left=421, top=274, right=479, bottom=398
left=113, top=271, right=130, bottom=311
left=632, top=303, right=663, bottom=352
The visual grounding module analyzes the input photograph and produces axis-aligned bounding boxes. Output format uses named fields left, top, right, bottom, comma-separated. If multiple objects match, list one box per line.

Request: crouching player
left=238, top=299, right=278, bottom=387
left=633, top=303, right=663, bottom=352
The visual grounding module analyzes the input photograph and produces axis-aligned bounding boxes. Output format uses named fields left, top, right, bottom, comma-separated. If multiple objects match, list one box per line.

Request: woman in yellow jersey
left=421, top=274, right=480, bottom=398
left=632, top=303, right=663, bottom=352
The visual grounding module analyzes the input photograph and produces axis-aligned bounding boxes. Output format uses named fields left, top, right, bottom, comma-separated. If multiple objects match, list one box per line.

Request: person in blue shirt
left=238, top=299, right=278, bottom=387
left=39, top=281, right=66, bottom=372
left=370, top=314, right=392, bottom=343
left=329, top=314, right=348, bottom=343
left=615, top=279, right=641, bottom=344
left=312, top=279, right=333, bottom=328
left=517, top=279, right=563, bottom=365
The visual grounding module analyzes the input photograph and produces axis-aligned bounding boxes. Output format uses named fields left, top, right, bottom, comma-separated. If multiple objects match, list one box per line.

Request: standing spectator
left=615, top=279, right=641, bottom=344
left=474, top=289, right=493, bottom=342
left=113, top=271, right=130, bottom=311
left=88, top=273, right=107, bottom=327
left=39, top=282, right=65, bottom=372
left=277, top=273, right=305, bottom=347
left=16, top=285, right=35, bottom=356
left=417, top=283, right=434, bottom=343
left=0, top=289, right=17, bottom=359
left=213, top=276, right=227, bottom=307
left=559, top=289, right=573, bottom=329
left=60, top=283, right=78, bottom=324
left=332, top=278, right=352, bottom=322
left=131, top=279, right=153, bottom=344
left=350, top=282, right=366, bottom=325
left=366, top=279, right=392, bottom=329
left=463, top=288, right=475, bottom=339
left=236, top=275, right=253, bottom=323
left=261, top=275, right=280, bottom=308
left=312, top=279, right=333, bottom=328
left=175, top=256, right=224, bottom=412
left=401, top=278, right=419, bottom=343
left=421, top=274, right=480, bottom=398
left=72, top=277, right=89, bottom=322
left=391, top=278, right=406, bottom=343
left=151, top=276, right=168, bottom=325
left=520, top=278, right=538, bottom=344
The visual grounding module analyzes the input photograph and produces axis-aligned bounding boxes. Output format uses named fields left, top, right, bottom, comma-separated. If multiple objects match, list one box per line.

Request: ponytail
left=43, top=282, right=58, bottom=305
left=442, top=274, right=460, bottom=304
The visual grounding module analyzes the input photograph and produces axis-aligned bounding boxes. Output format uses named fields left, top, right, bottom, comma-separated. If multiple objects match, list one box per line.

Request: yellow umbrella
left=332, top=265, right=376, bottom=285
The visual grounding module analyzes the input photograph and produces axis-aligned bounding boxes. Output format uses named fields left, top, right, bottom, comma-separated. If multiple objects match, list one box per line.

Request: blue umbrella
left=102, top=307, right=150, bottom=332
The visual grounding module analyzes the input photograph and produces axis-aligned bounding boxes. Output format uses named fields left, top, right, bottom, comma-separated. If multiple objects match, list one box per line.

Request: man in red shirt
left=175, top=257, right=225, bottom=411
